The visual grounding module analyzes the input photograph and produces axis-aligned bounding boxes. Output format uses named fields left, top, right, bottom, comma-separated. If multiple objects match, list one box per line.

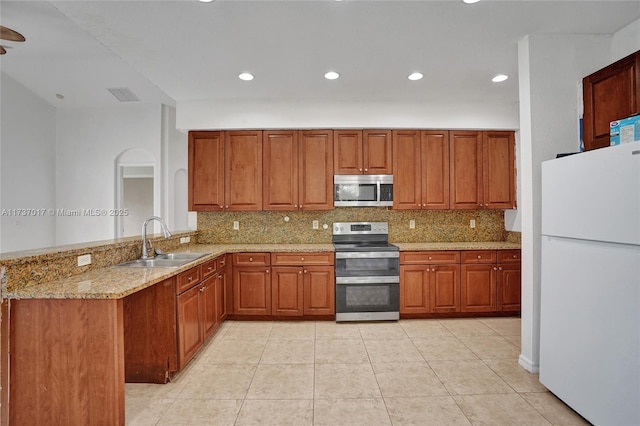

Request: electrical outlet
left=185, top=236, right=190, bottom=243
left=233, top=221, right=240, bottom=230
left=312, top=220, right=319, bottom=230
left=77, top=254, right=91, bottom=267
left=409, top=220, right=415, bottom=229
left=470, top=219, right=476, bottom=228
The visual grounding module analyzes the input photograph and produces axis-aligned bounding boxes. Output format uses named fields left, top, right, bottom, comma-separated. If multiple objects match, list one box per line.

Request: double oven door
left=334, top=250, right=400, bottom=321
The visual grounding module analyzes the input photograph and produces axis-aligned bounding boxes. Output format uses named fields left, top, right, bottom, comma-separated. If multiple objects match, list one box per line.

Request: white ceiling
left=1, top=1, right=639, bottom=109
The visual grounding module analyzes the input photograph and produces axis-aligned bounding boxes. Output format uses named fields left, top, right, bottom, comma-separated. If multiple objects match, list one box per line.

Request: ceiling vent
left=107, top=87, right=140, bottom=102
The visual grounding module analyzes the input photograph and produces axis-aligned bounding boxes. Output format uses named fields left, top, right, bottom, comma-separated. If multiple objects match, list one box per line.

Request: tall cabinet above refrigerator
left=540, top=142, right=640, bottom=425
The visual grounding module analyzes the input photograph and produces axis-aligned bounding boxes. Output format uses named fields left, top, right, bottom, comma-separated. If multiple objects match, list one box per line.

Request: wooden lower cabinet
left=272, top=267, right=304, bottom=316
left=401, top=249, right=520, bottom=316
left=124, top=277, right=178, bottom=383
left=303, top=266, right=335, bottom=315
left=234, top=267, right=272, bottom=315
left=461, top=264, right=497, bottom=312
left=400, top=264, right=460, bottom=314
left=177, top=282, right=206, bottom=368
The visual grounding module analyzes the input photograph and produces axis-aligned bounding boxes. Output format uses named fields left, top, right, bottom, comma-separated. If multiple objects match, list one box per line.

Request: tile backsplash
left=197, top=208, right=509, bottom=244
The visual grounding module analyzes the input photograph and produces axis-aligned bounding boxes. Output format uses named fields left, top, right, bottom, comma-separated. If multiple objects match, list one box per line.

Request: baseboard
left=518, top=354, right=540, bottom=373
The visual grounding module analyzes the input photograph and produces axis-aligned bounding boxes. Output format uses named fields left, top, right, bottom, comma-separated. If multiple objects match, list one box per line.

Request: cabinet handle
left=225, top=205, right=229, bottom=208
left=249, top=257, right=253, bottom=262
left=200, top=287, right=205, bottom=292
left=304, top=270, right=308, bottom=274
left=188, top=276, right=193, bottom=281
left=428, top=256, right=432, bottom=260
left=431, top=268, right=436, bottom=272
left=300, top=205, right=303, bottom=208
left=301, top=257, right=305, bottom=261
left=207, top=266, right=213, bottom=271
left=632, top=150, right=640, bottom=155
left=512, top=255, right=517, bottom=259
left=220, top=205, right=224, bottom=209
left=493, top=267, right=498, bottom=271
left=299, top=270, right=302, bottom=274
left=294, top=204, right=298, bottom=208
left=364, top=168, right=368, bottom=172
left=218, top=274, right=223, bottom=278
left=477, top=255, right=482, bottom=259
left=499, top=267, right=503, bottom=270
left=266, top=269, right=270, bottom=273
left=359, top=168, right=363, bottom=171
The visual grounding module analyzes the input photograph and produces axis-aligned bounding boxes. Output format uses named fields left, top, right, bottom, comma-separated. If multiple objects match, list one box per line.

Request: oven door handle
left=336, top=276, right=400, bottom=284
left=335, top=252, right=399, bottom=259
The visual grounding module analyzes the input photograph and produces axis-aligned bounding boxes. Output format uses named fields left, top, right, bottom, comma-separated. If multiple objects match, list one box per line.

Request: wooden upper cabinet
left=483, top=131, right=515, bottom=209
left=392, top=130, right=422, bottom=210
left=225, top=131, right=263, bottom=211
left=421, top=130, right=450, bottom=209
left=450, top=131, right=483, bottom=209
left=334, top=129, right=392, bottom=174
left=188, top=131, right=225, bottom=211
left=583, top=51, right=640, bottom=151
left=263, top=130, right=299, bottom=211
left=299, top=130, right=334, bottom=210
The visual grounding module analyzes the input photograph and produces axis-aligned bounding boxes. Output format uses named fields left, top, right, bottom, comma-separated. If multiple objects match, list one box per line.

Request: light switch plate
left=409, top=220, right=415, bottom=229
left=470, top=219, right=476, bottom=228
left=233, top=221, right=239, bottom=230
left=77, top=254, right=91, bottom=267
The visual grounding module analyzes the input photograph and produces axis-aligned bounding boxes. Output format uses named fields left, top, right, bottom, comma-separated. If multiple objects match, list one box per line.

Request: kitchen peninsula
left=1, top=230, right=519, bottom=424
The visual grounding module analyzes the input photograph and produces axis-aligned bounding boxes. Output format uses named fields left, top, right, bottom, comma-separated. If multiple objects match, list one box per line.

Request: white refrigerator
left=540, top=142, right=640, bottom=425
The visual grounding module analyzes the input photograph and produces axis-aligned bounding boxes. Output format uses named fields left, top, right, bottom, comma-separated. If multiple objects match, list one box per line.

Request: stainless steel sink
left=113, top=253, right=209, bottom=268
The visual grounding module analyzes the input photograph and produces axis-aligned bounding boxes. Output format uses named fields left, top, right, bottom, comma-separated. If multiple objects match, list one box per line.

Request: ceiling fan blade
left=0, top=46, right=6, bottom=55
left=0, top=26, right=25, bottom=42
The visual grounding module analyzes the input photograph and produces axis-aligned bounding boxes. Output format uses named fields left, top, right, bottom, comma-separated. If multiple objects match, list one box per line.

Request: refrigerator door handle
left=632, top=150, right=640, bottom=155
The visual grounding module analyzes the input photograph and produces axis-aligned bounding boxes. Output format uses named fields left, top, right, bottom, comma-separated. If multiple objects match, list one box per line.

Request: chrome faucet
left=141, top=216, right=172, bottom=259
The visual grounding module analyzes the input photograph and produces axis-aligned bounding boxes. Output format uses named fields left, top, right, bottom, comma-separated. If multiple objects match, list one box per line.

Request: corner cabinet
left=334, top=129, right=392, bottom=175
left=583, top=50, right=640, bottom=151
left=263, top=130, right=334, bottom=211
left=188, top=130, right=263, bottom=211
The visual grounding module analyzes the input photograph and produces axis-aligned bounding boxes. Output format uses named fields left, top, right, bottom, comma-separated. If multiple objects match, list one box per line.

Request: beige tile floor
left=125, top=318, right=590, bottom=425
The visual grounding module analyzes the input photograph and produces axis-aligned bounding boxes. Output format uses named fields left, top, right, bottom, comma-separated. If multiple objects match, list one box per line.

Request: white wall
left=177, top=99, right=520, bottom=131
left=612, top=18, right=640, bottom=62
left=55, top=103, right=162, bottom=245
left=517, top=27, right=639, bottom=372
left=0, top=73, right=56, bottom=253
left=163, top=105, right=190, bottom=232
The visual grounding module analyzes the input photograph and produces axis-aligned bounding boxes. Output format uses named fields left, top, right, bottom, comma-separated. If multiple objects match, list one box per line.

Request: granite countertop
left=6, top=241, right=519, bottom=300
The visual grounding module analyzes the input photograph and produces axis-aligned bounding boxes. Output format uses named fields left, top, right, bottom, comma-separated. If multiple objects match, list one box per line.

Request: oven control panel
left=333, top=222, right=388, bottom=235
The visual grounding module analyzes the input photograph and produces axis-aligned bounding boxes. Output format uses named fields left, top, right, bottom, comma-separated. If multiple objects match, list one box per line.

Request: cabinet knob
left=493, top=267, right=498, bottom=271
left=513, top=255, right=517, bottom=259
left=200, top=287, right=205, bottom=292
left=225, top=205, right=229, bottom=209
left=218, top=274, right=223, bottom=278
left=208, top=266, right=213, bottom=271
left=294, top=204, right=298, bottom=208
left=249, top=257, right=253, bottom=262
left=188, top=276, right=193, bottom=281
left=359, top=168, right=363, bottom=172
left=298, top=271, right=302, bottom=275
left=220, top=205, right=224, bottom=209
left=364, top=168, right=368, bottom=172
left=431, top=268, right=436, bottom=272
left=266, top=269, right=269, bottom=274
left=300, top=205, right=303, bottom=208
left=477, top=255, right=482, bottom=259
left=301, top=257, right=305, bottom=261
left=304, top=270, right=308, bottom=274
left=428, top=256, right=432, bottom=260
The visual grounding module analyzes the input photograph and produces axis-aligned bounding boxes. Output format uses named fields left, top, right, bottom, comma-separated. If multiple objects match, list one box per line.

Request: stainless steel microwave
left=333, top=175, right=393, bottom=207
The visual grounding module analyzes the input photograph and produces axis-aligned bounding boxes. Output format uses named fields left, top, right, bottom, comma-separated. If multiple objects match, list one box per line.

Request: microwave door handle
left=376, top=181, right=381, bottom=205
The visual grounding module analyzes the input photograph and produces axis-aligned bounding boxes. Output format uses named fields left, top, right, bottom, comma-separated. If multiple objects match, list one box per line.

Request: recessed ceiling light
left=324, top=71, right=340, bottom=80
left=463, top=0, right=481, bottom=3
left=492, top=74, right=509, bottom=83
left=198, top=0, right=214, bottom=3
left=238, top=72, right=254, bottom=81
left=408, top=72, right=424, bottom=81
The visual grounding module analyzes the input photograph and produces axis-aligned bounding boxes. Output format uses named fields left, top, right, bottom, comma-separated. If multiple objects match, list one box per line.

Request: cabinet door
left=583, top=52, right=640, bottom=150
left=392, top=130, right=422, bottom=210
left=177, top=284, right=204, bottom=369
left=233, top=267, right=271, bottom=315
left=271, top=267, right=304, bottom=316
left=263, top=130, right=299, bottom=211
left=461, top=264, right=496, bottom=312
left=303, top=266, right=335, bottom=316
left=430, top=265, right=460, bottom=313
left=450, top=131, right=483, bottom=209
left=188, top=131, right=224, bottom=211
left=497, top=263, right=521, bottom=312
left=400, top=265, right=429, bottom=314
left=363, top=130, right=393, bottom=174
left=483, top=131, right=515, bottom=209
left=217, top=269, right=227, bottom=321
left=201, top=277, right=218, bottom=341
left=225, top=131, right=263, bottom=211
left=123, top=277, right=178, bottom=383
left=421, top=130, right=450, bottom=209
left=299, top=130, right=334, bottom=210
left=334, top=130, right=363, bottom=174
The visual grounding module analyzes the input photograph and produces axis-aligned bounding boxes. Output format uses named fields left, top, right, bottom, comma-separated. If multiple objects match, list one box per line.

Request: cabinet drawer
left=201, top=258, right=218, bottom=279
left=461, top=250, right=497, bottom=264
left=233, top=253, right=270, bottom=267
left=271, top=252, right=334, bottom=266
left=177, top=266, right=201, bottom=294
left=218, top=255, right=227, bottom=269
left=400, top=251, right=460, bottom=265
left=498, top=249, right=521, bottom=263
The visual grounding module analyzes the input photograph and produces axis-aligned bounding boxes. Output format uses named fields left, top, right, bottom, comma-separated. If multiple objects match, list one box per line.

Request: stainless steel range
left=332, top=222, right=400, bottom=322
